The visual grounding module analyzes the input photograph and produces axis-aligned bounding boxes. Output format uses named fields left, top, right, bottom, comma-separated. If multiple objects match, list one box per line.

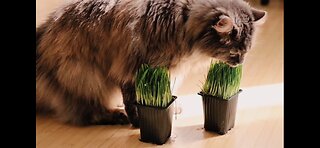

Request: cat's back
left=48, top=0, right=121, bottom=28
left=36, top=0, right=132, bottom=52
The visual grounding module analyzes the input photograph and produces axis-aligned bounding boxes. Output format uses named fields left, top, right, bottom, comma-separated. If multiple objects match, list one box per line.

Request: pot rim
left=137, top=96, right=177, bottom=109
left=198, top=89, right=242, bottom=101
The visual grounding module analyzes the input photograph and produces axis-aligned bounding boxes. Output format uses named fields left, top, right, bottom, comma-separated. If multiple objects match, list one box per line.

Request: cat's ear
left=252, top=8, right=267, bottom=25
left=212, top=15, right=234, bottom=33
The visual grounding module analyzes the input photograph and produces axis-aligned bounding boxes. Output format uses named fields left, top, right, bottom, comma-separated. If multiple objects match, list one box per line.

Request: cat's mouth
left=224, top=60, right=242, bottom=67
left=226, top=62, right=240, bottom=67
left=225, top=55, right=244, bottom=67
left=214, top=58, right=240, bottom=67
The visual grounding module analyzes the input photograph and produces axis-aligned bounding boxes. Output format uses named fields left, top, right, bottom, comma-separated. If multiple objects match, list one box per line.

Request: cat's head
left=185, top=0, right=267, bottom=67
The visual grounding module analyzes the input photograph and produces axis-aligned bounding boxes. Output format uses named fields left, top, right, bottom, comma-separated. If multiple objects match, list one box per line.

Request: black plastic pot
left=198, top=90, right=242, bottom=135
left=261, top=0, right=269, bottom=5
left=137, top=96, right=177, bottom=145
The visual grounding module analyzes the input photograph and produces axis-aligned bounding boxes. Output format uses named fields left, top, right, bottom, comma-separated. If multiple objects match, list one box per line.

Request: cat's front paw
left=129, top=115, right=139, bottom=128
left=113, top=110, right=130, bottom=125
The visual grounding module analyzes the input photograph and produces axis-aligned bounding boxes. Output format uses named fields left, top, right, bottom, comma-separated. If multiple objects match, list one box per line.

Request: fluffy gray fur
left=36, top=0, right=266, bottom=126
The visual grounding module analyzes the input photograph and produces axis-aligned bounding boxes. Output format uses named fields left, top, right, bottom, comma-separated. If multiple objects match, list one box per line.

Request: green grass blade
left=202, top=61, right=242, bottom=100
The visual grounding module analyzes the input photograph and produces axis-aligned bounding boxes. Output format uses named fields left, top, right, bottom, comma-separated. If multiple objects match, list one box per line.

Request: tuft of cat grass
left=135, top=64, right=172, bottom=107
left=202, top=61, right=242, bottom=100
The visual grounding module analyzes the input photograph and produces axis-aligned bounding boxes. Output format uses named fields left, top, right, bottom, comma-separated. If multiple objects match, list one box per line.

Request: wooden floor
left=37, top=106, right=283, bottom=148
left=36, top=83, right=283, bottom=148
left=36, top=0, right=283, bottom=147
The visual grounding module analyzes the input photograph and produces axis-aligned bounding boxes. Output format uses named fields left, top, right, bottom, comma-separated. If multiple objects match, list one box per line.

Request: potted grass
left=199, top=61, right=242, bottom=135
left=135, top=64, right=177, bottom=145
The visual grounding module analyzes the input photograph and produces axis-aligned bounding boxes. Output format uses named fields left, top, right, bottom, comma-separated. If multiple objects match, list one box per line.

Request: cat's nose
left=235, top=54, right=245, bottom=63
left=231, top=54, right=243, bottom=64
left=230, top=52, right=241, bottom=58
left=229, top=49, right=241, bottom=56
left=238, top=56, right=244, bottom=63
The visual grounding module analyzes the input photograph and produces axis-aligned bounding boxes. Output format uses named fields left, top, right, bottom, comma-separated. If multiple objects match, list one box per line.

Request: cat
left=36, top=0, right=266, bottom=127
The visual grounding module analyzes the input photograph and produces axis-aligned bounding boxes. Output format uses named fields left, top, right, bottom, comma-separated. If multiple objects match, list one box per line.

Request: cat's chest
left=169, top=50, right=212, bottom=93
left=170, top=50, right=212, bottom=75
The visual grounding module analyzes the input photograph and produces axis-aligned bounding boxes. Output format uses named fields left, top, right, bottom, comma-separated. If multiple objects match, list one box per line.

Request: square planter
left=137, top=96, right=177, bottom=145
left=198, top=90, right=242, bottom=135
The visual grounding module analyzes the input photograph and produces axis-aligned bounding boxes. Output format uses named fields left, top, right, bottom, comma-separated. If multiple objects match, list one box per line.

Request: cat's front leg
left=121, top=82, right=139, bottom=127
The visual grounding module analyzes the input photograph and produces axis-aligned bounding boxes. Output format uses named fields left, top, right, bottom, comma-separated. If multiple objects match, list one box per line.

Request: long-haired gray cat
left=36, top=0, right=266, bottom=127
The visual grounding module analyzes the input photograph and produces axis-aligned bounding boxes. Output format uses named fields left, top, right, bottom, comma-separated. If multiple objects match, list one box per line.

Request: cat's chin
left=229, top=64, right=240, bottom=68
left=225, top=61, right=242, bottom=67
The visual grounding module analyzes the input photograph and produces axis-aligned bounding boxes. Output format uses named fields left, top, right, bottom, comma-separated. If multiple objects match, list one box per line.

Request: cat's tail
left=36, top=24, right=48, bottom=61
left=36, top=27, right=44, bottom=48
